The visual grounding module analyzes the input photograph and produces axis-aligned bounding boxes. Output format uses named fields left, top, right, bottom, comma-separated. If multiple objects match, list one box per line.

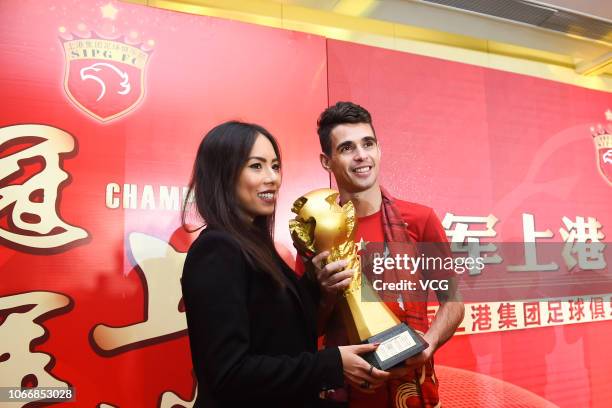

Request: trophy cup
left=289, top=188, right=428, bottom=370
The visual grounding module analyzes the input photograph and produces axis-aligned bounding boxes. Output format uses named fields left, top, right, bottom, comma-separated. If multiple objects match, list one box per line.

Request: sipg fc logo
left=59, top=24, right=154, bottom=122
left=591, top=109, right=612, bottom=186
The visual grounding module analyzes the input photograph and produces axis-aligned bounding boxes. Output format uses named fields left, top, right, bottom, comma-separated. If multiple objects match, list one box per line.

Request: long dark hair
left=182, top=121, right=285, bottom=286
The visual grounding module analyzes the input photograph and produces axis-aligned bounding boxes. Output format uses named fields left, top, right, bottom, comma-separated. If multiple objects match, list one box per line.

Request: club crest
left=59, top=26, right=153, bottom=122
left=591, top=110, right=612, bottom=186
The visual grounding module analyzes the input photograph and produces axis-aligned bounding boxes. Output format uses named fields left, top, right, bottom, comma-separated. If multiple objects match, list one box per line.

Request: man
left=304, top=101, right=464, bottom=408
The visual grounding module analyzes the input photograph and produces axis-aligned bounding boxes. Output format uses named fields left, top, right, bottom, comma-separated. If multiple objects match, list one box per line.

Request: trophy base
left=361, top=323, right=428, bottom=370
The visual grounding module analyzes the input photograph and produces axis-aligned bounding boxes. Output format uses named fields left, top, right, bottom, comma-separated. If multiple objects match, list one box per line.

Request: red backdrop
left=327, top=40, right=612, bottom=407
left=1, top=0, right=611, bottom=407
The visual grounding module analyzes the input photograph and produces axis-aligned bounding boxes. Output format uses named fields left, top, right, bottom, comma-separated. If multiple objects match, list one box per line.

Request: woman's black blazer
left=181, top=229, right=344, bottom=408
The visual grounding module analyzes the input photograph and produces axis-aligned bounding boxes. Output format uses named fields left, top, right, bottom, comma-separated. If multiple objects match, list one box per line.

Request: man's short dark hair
left=317, top=101, right=375, bottom=155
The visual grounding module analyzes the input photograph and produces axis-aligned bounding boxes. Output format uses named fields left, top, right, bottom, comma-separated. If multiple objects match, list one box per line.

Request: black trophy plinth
left=361, top=323, right=428, bottom=370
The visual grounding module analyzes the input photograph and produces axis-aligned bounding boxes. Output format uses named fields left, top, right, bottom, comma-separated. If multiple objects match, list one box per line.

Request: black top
left=181, top=229, right=344, bottom=408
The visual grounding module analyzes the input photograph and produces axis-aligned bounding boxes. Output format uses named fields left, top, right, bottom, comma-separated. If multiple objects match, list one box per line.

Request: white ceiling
left=535, top=0, right=612, bottom=21
left=280, top=0, right=612, bottom=75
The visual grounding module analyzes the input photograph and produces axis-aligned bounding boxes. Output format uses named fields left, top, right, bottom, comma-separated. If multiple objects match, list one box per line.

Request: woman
left=181, top=121, right=388, bottom=407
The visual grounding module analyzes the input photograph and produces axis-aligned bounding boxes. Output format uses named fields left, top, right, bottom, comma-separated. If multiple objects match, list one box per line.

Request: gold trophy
left=289, top=188, right=427, bottom=370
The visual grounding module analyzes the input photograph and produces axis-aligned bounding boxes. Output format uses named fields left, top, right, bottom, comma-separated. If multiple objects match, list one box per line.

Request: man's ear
left=320, top=153, right=331, bottom=172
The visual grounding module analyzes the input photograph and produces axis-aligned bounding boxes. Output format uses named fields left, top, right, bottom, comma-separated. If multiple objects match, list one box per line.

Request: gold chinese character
left=0, top=124, right=88, bottom=249
left=0, top=291, right=71, bottom=399
left=91, top=233, right=187, bottom=353
left=159, top=376, right=197, bottom=408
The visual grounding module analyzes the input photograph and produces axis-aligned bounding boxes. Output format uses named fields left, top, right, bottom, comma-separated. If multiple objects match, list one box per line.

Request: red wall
left=1, top=0, right=611, bottom=407
left=327, top=39, right=612, bottom=407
